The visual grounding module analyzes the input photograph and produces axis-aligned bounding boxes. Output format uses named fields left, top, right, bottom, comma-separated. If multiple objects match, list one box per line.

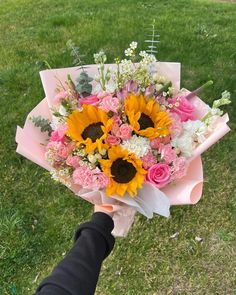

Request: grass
left=0, top=0, right=236, bottom=294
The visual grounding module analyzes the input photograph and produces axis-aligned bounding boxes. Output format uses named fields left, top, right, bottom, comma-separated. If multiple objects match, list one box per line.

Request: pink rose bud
left=50, top=125, right=68, bottom=143
left=105, top=134, right=121, bottom=146
left=146, top=163, right=171, bottom=188
left=117, top=124, right=133, bottom=140
left=80, top=95, right=101, bottom=106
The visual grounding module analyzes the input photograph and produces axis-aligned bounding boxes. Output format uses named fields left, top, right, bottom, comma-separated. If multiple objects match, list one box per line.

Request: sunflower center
left=111, top=158, right=137, bottom=183
left=82, top=122, right=104, bottom=142
left=138, top=113, right=154, bottom=130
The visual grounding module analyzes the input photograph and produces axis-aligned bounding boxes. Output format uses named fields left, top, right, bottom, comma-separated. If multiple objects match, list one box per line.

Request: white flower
left=171, top=134, right=193, bottom=158
left=130, top=41, right=138, bottom=50
left=120, top=59, right=134, bottom=75
left=94, top=51, right=107, bottom=64
left=213, top=90, right=231, bottom=109
left=183, top=120, right=207, bottom=143
left=172, top=120, right=208, bottom=157
left=50, top=115, right=65, bottom=130
left=105, top=80, right=117, bottom=93
left=88, top=154, right=97, bottom=164
left=124, top=48, right=134, bottom=57
left=50, top=169, right=71, bottom=187
left=59, top=105, right=68, bottom=116
left=121, top=135, right=150, bottom=158
left=139, top=50, right=148, bottom=58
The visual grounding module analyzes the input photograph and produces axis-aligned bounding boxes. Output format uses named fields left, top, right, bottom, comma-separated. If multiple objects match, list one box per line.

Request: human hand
left=94, top=204, right=114, bottom=218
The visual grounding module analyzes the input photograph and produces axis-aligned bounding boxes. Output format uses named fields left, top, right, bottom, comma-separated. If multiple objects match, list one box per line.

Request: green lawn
left=0, top=0, right=236, bottom=294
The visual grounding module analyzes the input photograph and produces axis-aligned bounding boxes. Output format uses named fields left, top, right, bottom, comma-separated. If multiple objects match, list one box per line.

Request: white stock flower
left=172, top=120, right=208, bottom=157
left=121, top=135, right=150, bottom=158
left=171, top=134, right=194, bottom=158
left=213, top=90, right=231, bottom=109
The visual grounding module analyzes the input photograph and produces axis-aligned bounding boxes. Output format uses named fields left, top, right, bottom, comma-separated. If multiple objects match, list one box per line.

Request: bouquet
left=16, top=40, right=230, bottom=236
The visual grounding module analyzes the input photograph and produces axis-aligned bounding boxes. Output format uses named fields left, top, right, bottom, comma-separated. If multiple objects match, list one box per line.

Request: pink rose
left=66, top=155, right=81, bottom=168
left=168, top=96, right=195, bottom=122
left=105, top=134, right=121, bottom=146
left=117, top=124, right=133, bottom=140
left=99, top=94, right=120, bottom=113
left=168, top=112, right=183, bottom=138
left=141, top=151, right=157, bottom=170
left=57, top=144, right=70, bottom=159
left=80, top=95, right=101, bottom=106
left=111, top=115, right=122, bottom=135
left=53, top=91, right=68, bottom=105
left=146, top=163, right=171, bottom=188
left=112, top=115, right=122, bottom=126
left=50, top=125, right=68, bottom=143
left=159, top=144, right=177, bottom=164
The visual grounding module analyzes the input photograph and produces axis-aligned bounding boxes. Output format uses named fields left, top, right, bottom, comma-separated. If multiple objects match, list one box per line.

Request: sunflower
left=67, top=104, right=113, bottom=153
left=100, top=145, right=146, bottom=197
left=124, top=94, right=172, bottom=139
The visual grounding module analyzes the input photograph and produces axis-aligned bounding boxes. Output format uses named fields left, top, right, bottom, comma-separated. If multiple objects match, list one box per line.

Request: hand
left=94, top=204, right=114, bottom=218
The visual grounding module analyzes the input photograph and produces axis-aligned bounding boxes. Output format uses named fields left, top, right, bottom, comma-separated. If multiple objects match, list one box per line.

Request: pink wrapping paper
left=15, top=62, right=230, bottom=236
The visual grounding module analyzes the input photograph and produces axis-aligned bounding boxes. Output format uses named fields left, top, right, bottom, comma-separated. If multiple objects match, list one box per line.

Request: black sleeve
left=35, top=212, right=115, bottom=295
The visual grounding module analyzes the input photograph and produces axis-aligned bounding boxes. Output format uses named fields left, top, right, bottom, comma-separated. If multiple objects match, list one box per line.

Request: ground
left=0, top=0, right=236, bottom=294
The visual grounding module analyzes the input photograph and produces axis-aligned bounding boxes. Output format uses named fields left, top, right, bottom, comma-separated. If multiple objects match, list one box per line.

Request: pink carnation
left=105, top=134, right=121, bottom=146
left=99, top=93, right=120, bottom=113
left=150, top=136, right=171, bottom=149
left=171, top=157, right=188, bottom=180
left=141, top=151, right=157, bottom=170
left=159, top=144, right=177, bottom=164
left=66, top=155, right=81, bottom=168
left=168, top=96, right=195, bottom=122
left=80, top=95, right=101, bottom=106
left=50, top=125, right=68, bottom=143
left=53, top=91, right=68, bottom=105
left=73, top=166, right=94, bottom=187
left=168, top=112, right=183, bottom=138
left=146, top=163, right=171, bottom=188
left=73, top=166, right=109, bottom=190
left=94, top=172, right=110, bottom=189
left=117, top=124, right=133, bottom=140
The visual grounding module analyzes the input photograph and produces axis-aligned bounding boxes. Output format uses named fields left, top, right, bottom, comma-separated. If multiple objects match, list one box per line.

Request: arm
left=35, top=212, right=115, bottom=295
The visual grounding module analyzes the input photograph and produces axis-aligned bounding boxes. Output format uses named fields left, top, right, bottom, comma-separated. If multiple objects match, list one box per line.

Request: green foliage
left=145, top=19, right=160, bottom=56
left=76, top=72, right=93, bottom=97
left=31, top=116, right=52, bottom=135
left=66, top=39, right=85, bottom=68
